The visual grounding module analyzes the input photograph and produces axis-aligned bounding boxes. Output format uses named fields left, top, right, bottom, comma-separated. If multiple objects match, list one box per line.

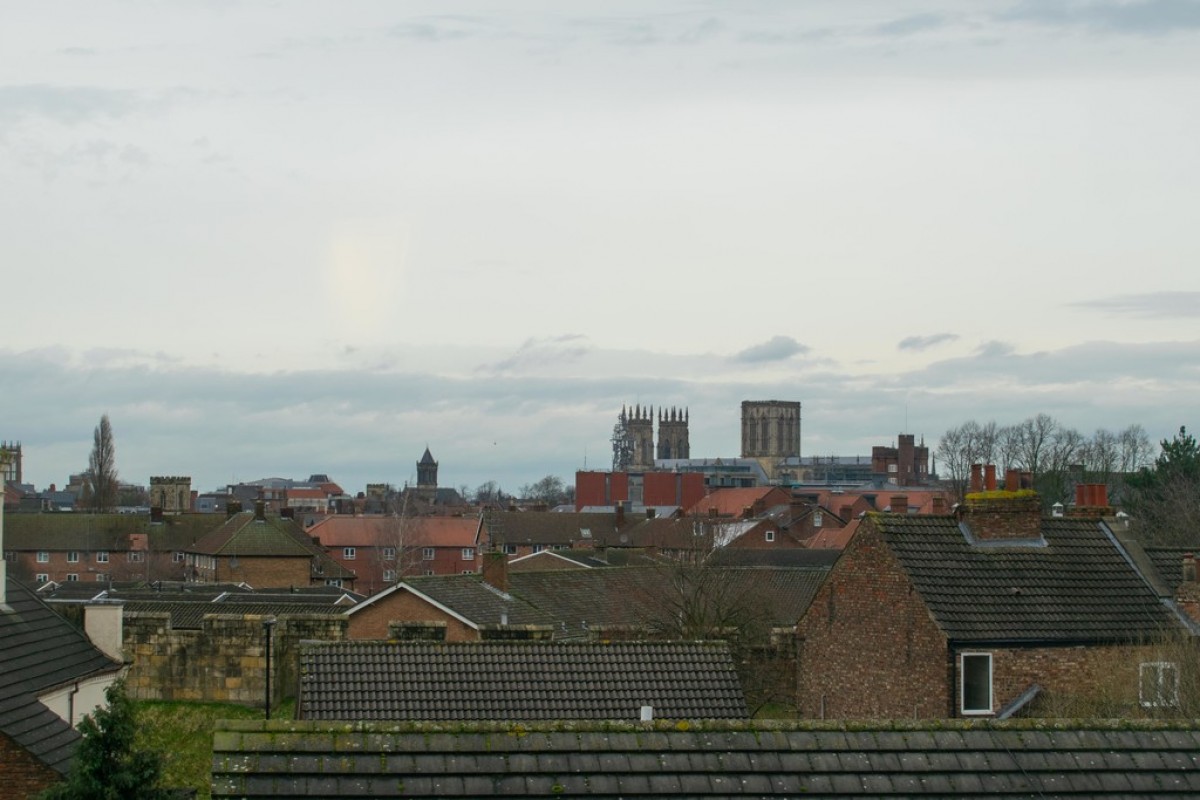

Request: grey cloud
left=999, top=0, right=1200, bottom=36
left=732, top=336, right=810, bottom=364
left=1071, top=291, right=1200, bottom=318
left=478, top=335, right=592, bottom=374
left=897, top=333, right=959, bottom=352
left=874, top=12, right=948, bottom=37
left=389, top=16, right=491, bottom=42
left=0, top=84, right=139, bottom=126
left=975, top=340, right=1016, bottom=358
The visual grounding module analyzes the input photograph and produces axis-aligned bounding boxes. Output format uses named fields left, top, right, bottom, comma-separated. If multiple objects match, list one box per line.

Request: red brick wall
left=0, top=732, right=62, bottom=800
left=348, top=589, right=478, bottom=641
left=797, top=519, right=951, bottom=719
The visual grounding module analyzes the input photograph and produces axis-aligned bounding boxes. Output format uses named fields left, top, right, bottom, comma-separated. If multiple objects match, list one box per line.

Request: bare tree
left=87, top=414, right=119, bottom=512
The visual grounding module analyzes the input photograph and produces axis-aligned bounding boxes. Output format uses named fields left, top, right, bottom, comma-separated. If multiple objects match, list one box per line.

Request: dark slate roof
left=1145, top=547, right=1190, bottom=591
left=379, top=574, right=557, bottom=629
left=483, top=511, right=632, bottom=548
left=874, top=514, right=1180, bottom=643
left=213, top=719, right=1200, bottom=798
left=297, top=640, right=747, bottom=721
left=0, top=578, right=124, bottom=775
left=706, top=547, right=842, bottom=568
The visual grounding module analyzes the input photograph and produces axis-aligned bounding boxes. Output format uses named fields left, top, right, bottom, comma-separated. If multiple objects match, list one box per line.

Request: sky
left=2, top=0, right=1198, bottom=496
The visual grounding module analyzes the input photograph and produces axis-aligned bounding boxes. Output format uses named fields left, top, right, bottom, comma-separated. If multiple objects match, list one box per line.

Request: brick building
left=797, top=473, right=1189, bottom=719
left=184, top=505, right=355, bottom=590
left=574, top=470, right=705, bottom=513
left=870, top=433, right=931, bottom=486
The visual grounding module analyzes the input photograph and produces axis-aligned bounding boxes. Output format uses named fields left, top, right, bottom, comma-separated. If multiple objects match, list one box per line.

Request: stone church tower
left=624, top=405, right=655, bottom=472
left=656, top=407, right=690, bottom=460
left=417, top=447, right=438, bottom=492
left=741, top=400, right=801, bottom=459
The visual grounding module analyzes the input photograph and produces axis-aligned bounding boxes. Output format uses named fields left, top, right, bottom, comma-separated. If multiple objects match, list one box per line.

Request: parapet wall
left=124, top=611, right=346, bottom=706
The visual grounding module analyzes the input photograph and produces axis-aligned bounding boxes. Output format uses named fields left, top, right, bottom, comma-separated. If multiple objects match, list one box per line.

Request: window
left=812, top=512, right=823, bottom=528
left=174, top=552, right=185, bottom=563
left=130, top=551, right=144, bottom=563
left=325, top=579, right=342, bottom=588
left=580, top=528, right=592, bottom=539
left=96, top=551, right=109, bottom=563
left=37, top=551, right=49, bottom=563
left=35, top=573, right=49, bottom=583
left=343, top=547, right=356, bottom=560
left=765, top=530, right=775, bottom=542
left=1140, top=661, right=1179, bottom=708
left=383, top=569, right=397, bottom=582
left=422, top=547, right=435, bottom=561
left=424, top=569, right=434, bottom=576
left=382, top=547, right=396, bottom=560
left=502, top=544, right=517, bottom=555
left=66, top=573, right=79, bottom=582
left=95, top=573, right=109, bottom=582
left=3, top=551, right=13, bottom=562
left=67, top=551, right=80, bottom=563
left=462, top=548, right=475, bottom=560
left=532, top=544, right=545, bottom=554
left=960, top=653, right=993, bottom=715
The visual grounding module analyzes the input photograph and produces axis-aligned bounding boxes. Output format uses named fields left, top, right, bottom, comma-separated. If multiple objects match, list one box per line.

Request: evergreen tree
left=40, top=680, right=167, bottom=800
left=87, top=414, right=119, bottom=512
left=1126, top=426, right=1200, bottom=546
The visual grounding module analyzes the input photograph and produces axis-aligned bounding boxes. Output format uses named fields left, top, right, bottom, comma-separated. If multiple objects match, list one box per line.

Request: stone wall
left=123, top=611, right=346, bottom=706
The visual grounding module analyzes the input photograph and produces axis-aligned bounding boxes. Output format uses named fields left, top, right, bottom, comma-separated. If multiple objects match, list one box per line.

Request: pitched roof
left=3, top=512, right=216, bottom=552
left=351, top=574, right=555, bottom=630
left=483, top=511, right=630, bottom=548
left=705, top=548, right=841, bottom=568
left=0, top=578, right=124, bottom=774
left=872, top=514, right=1181, bottom=643
left=685, top=487, right=790, bottom=518
left=213, top=719, right=1200, bottom=798
left=297, top=640, right=747, bottom=721
left=309, top=515, right=481, bottom=548
left=187, top=512, right=354, bottom=580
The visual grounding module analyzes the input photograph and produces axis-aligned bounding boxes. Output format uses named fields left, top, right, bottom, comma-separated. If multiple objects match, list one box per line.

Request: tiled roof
left=874, top=514, right=1180, bottom=642
left=1145, top=547, right=1190, bottom=591
left=684, top=486, right=790, bottom=517
left=806, top=517, right=860, bottom=549
left=362, top=574, right=556, bottom=629
left=188, top=512, right=355, bottom=580
left=3, top=512, right=216, bottom=551
left=705, top=548, right=841, bottom=568
left=309, top=515, right=480, bottom=548
left=0, top=578, right=124, bottom=775
left=483, top=511, right=629, bottom=548
left=297, top=640, right=747, bottom=721
left=213, top=719, right=1200, bottom=798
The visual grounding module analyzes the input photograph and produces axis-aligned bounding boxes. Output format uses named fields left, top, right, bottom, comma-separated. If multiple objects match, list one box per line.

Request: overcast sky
left=2, top=0, right=1198, bottom=496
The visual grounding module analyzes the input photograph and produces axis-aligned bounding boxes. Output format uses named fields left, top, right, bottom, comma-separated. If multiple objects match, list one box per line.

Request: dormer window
left=812, top=512, right=823, bottom=528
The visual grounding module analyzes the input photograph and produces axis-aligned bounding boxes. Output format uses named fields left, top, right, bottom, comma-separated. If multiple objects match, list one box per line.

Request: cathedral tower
left=656, top=407, right=690, bottom=460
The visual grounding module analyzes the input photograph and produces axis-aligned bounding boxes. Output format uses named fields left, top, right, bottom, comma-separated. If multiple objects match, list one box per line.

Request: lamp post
left=262, top=616, right=277, bottom=720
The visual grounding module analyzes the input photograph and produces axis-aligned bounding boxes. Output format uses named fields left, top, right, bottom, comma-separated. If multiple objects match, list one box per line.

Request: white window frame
left=37, top=551, right=49, bottom=563
left=96, top=551, right=109, bottom=564
left=462, top=548, right=475, bottom=560
left=1140, top=661, right=1180, bottom=708
left=174, top=552, right=185, bottom=563
left=812, top=511, right=823, bottom=528
left=66, top=573, right=79, bottom=582
left=343, top=547, right=356, bottom=560
left=532, top=544, right=545, bottom=554
left=35, top=573, right=49, bottom=583
left=960, top=652, right=993, bottom=715
left=765, top=530, right=775, bottom=542
left=382, top=547, right=397, bottom=560
left=383, top=569, right=397, bottom=583
left=422, top=547, right=435, bottom=561
left=129, top=551, right=144, bottom=563
left=67, top=551, right=80, bottom=563
left=502, top=544, right=518, bottom=555
left=95, top=573, right=109, bottom=582
left=325, top=578, right=342, bottom=588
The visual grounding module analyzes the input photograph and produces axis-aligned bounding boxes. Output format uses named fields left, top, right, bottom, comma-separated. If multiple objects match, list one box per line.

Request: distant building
left=574, top=470, right=705, bottom=513
left=871, top=433, right=930, bottom=486
left=612, top=405, right=689, bottom=471
left=740, top=400, right=801, bottom=459
left=149, top=476, right=192, bottom=513
left=1, top=440, right=22, bottom=484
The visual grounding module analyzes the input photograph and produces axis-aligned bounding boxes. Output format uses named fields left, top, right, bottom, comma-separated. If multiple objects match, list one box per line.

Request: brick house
left=185, top=505, right=355, bottom=590
left=308, top=514, right=483, bottom=594
left=797, top=479, right=1189, bottom=719
left=3, top=512, right=217, bottom=586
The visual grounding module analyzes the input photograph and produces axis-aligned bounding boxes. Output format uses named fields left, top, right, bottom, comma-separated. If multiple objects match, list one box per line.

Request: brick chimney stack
left=482, top=551, right=508, bottom=593
left=970, top=464, right=983, bottom=493
left=958, top=491, right=1042, bottom=541
left=890, top=495, right=908, bottom=515
left=984, top=464, right=997, bottom=491
left=254, top=500, right=266, bottom=521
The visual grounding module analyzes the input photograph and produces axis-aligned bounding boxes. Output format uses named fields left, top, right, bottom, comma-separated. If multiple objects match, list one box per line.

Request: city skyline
left=3, top=1, right=1198, bottom=493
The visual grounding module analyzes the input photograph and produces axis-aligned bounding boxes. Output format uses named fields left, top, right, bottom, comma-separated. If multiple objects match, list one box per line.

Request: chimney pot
left=970, top=464, right=983, bottom=493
